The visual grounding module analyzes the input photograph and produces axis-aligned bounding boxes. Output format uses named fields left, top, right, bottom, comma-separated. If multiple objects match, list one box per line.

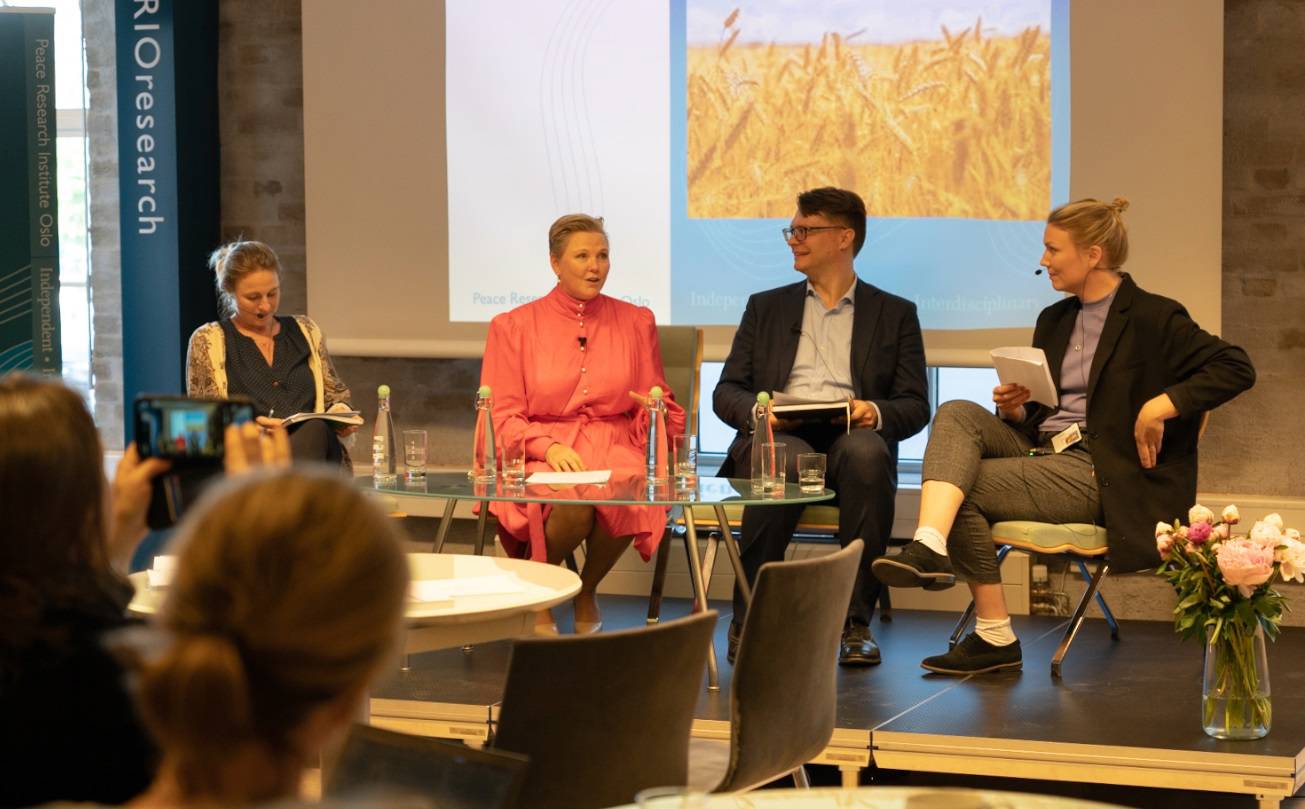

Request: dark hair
left=128, top=470, right=409, bottom=797
left=0, top=374, right=126, bottom=673
left=797, top=187, right=868, bottom=257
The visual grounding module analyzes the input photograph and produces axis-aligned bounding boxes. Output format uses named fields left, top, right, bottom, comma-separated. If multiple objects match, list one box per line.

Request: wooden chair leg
left=646, top=534, right=672, bottom=624
left=1051, top=561, right=1110, bottom=678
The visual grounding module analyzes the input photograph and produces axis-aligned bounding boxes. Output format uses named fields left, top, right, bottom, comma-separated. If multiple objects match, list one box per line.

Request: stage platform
left=369, top=597, right=1305, bottom=809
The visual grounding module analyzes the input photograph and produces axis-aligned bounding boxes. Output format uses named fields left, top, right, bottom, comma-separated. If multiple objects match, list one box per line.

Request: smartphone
left=134, top=394, right=255, bottom=464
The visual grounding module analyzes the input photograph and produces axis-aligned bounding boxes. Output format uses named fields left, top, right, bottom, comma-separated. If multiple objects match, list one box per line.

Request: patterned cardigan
left=185, top=314, right=351, bottom=410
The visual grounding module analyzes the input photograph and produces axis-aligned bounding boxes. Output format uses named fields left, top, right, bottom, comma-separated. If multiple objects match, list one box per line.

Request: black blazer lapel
left=1087, top=276, right=1135, bottom=401
left=851, top=279, right=883, bottom=396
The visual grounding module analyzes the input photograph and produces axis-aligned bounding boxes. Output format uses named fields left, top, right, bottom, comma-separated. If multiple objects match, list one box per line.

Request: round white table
left=608, top=785, right=1127, bottom=808
left=128, top=552, right=581, bottom=653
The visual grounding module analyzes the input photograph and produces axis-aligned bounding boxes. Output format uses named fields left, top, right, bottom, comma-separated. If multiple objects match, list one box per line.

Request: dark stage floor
left=370, top=596, right=1305, bottom=809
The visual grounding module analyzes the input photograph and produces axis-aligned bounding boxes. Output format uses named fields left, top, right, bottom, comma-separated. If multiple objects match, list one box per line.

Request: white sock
left=913, top=526, right=948, bottom=557
left=975, top=616, right=1017, bottom=647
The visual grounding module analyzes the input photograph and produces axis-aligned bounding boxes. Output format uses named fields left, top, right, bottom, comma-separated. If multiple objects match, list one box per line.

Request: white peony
left=1264, top=513, right=1286, bottom=530
left=1221, top=505, right=1241, bottom=525
left=1276, top=537, right=1305, bottom=584
left=1250, top=520, right=1284, bottom=544
left=1155, top=521, right=1174, bottom=538
left=1188, top=504, right=1216, bottom=525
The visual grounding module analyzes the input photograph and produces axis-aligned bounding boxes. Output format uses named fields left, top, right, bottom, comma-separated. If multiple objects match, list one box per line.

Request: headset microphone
left=1034, top=268, right=1044, bottom=276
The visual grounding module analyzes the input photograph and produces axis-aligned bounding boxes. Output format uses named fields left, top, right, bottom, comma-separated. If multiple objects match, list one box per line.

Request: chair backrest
left=326, top=723, right=529, bottom=809
left=492, top=611, right=717, bottom=809
left=657, top=325, right=704, bottom=436
left=719, top=540, right=862, bottom=792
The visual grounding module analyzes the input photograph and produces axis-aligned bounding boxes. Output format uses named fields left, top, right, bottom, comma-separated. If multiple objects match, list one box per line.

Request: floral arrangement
left=1156, top=504, right=1302, bottom=640
left=1156, top=504, right=1303, bottom=737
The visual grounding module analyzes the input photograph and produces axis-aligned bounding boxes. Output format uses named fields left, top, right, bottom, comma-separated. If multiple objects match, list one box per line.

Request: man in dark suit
left=713, top=187, right=930, bottom=666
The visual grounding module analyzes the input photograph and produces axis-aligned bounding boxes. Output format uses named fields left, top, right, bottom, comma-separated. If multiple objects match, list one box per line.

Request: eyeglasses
left=782, top=225, right=846, bottom=243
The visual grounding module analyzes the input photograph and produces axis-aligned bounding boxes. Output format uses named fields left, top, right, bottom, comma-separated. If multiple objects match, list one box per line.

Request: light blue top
left=1042, top=286, right=1119, bottom=437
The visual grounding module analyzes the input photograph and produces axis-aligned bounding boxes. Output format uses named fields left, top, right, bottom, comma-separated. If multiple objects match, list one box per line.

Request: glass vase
left=1202, top=622, right=1271, bottom=740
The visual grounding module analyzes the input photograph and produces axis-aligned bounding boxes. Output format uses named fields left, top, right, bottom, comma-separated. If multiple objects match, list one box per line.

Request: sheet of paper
left=989, top=346, right=1059, bottom=408
left=409, top=574, right=528, bottom=602
left=771, top=392, right=846, bottom=407
left=147, top=555, right=177, bottom=588
left=526, top=469, right=613, bottom=485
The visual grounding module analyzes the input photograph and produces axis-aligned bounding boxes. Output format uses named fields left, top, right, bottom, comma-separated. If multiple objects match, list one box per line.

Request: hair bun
left=1110, top=197, right=1130, bottom=214
left=208, top=244, right=234, bottom=275
left=136, top=631, right=256, bottom=751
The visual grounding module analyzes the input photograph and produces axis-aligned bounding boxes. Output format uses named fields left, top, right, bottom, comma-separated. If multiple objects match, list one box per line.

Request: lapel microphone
left=577, top=336, right=587, bottom=348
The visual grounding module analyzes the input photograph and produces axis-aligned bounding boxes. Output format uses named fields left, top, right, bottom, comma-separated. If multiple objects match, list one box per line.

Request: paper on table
left=409, top=574, right=528, bottom=602
left=526, top=469, right=612, bottom=485
left=989, top=346, right=1059, bottom=408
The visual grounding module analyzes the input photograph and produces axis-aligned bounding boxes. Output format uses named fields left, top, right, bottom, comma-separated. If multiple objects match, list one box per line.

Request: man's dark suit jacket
left=1014, top=274, right=1255, bottom=573
left=714, top=278, right=930, bottom=475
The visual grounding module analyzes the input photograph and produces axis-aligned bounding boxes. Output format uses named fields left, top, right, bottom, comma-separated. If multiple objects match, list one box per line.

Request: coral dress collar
left=546, top=285, right=607, bottom=318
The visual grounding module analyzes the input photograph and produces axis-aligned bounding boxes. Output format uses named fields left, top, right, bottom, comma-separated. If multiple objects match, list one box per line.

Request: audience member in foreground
left=0, top=375, right=167, bottom=806
left=120, top=469, right=409, bottom=807
left=187, top=239, right=357, bottom=465
left=873, top=198, right=1256, bottom=675
left=480, top=213, right=686, bottom=634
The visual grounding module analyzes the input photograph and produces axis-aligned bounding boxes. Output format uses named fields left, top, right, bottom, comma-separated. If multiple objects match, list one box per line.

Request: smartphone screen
left=134, top=396, right=255, bottom=461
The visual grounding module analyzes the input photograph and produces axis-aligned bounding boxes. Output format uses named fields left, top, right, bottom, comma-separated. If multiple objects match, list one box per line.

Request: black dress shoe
left=838, top=623, right=881, bottom=667
left=872, top=542, right=957, bottom=590
left=727, top=620, right=742, bottom=665
left=920, top=632, right=1022, bottom=675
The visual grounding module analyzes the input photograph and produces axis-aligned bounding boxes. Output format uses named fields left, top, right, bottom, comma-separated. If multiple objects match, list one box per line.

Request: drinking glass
left=797, top=452, right=826, bottom=493
left=501, top=433, right=526, bottom=486
left=673, top=433, right=697, bottom=488
left=759, top=441, right=786, bottom=495
left=402, top=429, right=427, bottom=480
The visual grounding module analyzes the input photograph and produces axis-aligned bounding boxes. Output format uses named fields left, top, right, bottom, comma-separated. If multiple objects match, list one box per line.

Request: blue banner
left=0, top=9, right=60, bottom=375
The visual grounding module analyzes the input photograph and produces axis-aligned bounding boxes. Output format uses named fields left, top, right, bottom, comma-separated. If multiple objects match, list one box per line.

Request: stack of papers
left=989, top=347, right=1059, bottom=407
left=526, top=470, right=612, bottom=485
left=147, top=555, right=177, bottom=588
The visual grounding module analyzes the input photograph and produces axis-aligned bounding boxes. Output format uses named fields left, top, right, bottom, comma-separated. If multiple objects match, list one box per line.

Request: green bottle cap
left=757, top=391, right=770, bottom=404
left=377, top=384, right=391, bottom=398
left=649, top=386, right=663, bottom=399
left=478, top=385, right=492, bottom=396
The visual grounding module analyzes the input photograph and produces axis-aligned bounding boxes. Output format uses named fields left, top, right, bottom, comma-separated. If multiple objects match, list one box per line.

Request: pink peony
left=1186, top=521, right=1213, bottom=545
left=1276, top=537, right=1305, bottom=584
left=1188, top=504, right=1216, bottom=525
left=1216, top=538, right=1276, bottom=597
left=1157, top=533, right=1175, bottom=560
left=1222, top=505, right=1241, bottom=525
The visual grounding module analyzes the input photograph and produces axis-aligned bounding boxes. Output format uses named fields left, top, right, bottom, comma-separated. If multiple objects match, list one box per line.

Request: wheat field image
left=686, top=5, right=1053, bottom=220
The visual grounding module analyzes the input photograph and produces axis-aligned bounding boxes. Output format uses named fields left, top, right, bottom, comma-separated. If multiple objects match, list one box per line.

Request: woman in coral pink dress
left=481, top=214, right=686, bottom=634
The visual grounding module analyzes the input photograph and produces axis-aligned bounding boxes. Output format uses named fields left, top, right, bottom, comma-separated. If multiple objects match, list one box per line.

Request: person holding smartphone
left=185, top=239, right=356, bottom=466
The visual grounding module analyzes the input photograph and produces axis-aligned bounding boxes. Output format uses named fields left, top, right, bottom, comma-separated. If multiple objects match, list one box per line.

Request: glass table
left=366, top=472, right=833, bottom=689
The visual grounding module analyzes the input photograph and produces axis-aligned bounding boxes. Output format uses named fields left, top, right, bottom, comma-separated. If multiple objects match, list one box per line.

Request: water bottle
left=372, top=384, right=398, bottom=486
left=1030, top=564, right=1056, bottom=616
left=750, top=391, right=773, bottom=494
left=471, top=385, right=497, bottom=483
left=645, top=386, right=669, bottom=484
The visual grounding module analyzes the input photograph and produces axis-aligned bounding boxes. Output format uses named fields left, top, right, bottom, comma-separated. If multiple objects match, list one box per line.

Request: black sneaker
left=872, top=542, right=957, bottom=590
left=920, top=632, right=1022, bottom=675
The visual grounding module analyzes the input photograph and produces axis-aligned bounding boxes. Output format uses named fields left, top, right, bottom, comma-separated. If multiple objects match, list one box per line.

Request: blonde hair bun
left=1110, top=197, right=1130, bottom=214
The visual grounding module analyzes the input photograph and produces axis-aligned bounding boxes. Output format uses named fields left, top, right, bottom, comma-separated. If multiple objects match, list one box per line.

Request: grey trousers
left=922, top=401, right=1102, bottom=584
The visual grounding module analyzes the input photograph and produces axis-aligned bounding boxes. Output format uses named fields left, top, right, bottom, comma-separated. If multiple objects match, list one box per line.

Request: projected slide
left=447, top=0, right=1069, bottom=329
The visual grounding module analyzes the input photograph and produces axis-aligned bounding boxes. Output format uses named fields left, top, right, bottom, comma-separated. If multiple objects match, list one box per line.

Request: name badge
left=1050, top=422, right=1083, bottom=454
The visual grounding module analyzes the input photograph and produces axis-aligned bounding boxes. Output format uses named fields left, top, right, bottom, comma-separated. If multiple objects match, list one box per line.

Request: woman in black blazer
left=873, top=198, right=1255, bottom=675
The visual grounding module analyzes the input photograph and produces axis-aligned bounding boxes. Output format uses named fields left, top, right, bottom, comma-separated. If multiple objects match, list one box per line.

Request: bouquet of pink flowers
left=1156, top=504, right=1302, bottom=737
left=1156, top=504, right=1302, bottom=640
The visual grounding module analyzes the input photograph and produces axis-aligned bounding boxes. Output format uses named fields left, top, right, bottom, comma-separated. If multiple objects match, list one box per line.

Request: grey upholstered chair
left=690, top=540, right=862, bottom=792
left=326, top=723, right=528, bottom=808
left=491, top=611, right=717, bottom=809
